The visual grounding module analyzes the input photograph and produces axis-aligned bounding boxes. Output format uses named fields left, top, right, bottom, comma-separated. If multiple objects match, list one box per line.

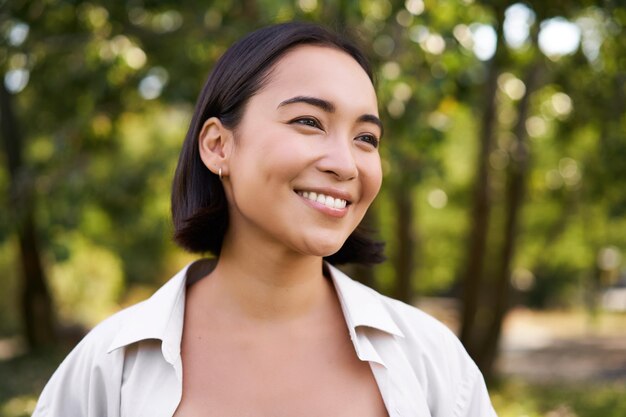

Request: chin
left=299, top=237, right=347, bottom=258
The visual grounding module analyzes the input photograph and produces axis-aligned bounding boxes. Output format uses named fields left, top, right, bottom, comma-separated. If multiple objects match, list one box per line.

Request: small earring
left=218, top=167, right=223, bottom=180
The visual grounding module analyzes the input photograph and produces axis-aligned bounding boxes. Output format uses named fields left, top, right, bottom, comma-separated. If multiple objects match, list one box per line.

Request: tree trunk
left=458, top=11, right=506, bottom=359
left=478, top=61, right=543, bottom=379
left=0, top=81, right=56, bottom=348
left=240, top=0, right=259, bottom=21
left=392, top=174, right=416, bottom=304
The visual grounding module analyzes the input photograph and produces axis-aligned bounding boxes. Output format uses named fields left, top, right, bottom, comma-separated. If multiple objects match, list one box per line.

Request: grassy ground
left=0, top=347, right=67, bottom=417
left=492, top=379, right=626, bottom=417
left=1, top=347, right=624, bottom=417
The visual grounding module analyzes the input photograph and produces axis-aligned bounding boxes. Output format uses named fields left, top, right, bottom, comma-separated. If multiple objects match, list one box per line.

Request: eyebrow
left=277, top=95, right=384, bottom=137
left=358, top=114, right=384, bottom=138
left=277, top=95, right=335, bottom=112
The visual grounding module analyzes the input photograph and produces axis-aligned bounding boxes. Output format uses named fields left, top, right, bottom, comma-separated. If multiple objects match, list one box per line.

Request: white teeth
left=297, top=191, right=347, bottom=210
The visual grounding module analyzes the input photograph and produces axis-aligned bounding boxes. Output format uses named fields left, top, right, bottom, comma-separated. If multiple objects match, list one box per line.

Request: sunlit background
left=1, top=0, right=625, bottom=416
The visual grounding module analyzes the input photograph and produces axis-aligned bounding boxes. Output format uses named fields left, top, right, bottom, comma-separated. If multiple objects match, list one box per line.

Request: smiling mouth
left=296, top=191, right=349, bottom=209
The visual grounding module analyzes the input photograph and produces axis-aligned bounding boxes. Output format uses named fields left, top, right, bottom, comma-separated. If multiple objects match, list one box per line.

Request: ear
left=198, top=117, right=234, bottom=177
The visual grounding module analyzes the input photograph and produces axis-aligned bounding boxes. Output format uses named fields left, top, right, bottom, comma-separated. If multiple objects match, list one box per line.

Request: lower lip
left=297, top=193, right=349, bottom=218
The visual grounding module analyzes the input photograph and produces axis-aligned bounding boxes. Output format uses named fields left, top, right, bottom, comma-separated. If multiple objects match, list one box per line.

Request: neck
left=197, top=233, right=333, bottom=322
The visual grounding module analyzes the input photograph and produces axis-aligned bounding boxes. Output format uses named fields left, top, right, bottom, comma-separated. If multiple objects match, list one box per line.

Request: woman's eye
left=292, top=117, right=322, bottom=129
left=356, top=134, right=379, bottom=149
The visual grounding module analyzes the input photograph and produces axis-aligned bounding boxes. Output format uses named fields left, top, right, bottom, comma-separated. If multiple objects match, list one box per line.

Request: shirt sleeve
left=32, top=324, right=124, bottom=417
left=453, top=362, right=498, bottom=417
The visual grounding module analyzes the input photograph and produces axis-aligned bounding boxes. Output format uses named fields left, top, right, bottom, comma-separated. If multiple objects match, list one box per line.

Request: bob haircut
left=171, top=21, right=385, bottom=265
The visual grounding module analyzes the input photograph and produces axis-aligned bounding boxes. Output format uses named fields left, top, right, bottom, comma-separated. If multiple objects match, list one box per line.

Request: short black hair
left=171, top=21, right=385, bottom=265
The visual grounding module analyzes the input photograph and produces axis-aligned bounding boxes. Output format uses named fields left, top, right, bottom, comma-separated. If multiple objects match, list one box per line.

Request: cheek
left=359, top=157, right=383, bottom=203
left=252, top=147, right=310, bottom=188
left=229, top=133, right=312, bottom=192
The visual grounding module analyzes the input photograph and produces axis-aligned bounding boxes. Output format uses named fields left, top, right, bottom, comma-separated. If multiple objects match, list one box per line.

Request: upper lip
left=295, top=187, right=354, bottom=204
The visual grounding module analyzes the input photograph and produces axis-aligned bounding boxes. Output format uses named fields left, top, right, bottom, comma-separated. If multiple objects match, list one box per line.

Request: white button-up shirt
left=33, top=260, right=497, bottom=416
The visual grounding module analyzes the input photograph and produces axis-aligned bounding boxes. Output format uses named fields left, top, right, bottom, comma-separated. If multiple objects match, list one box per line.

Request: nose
left=317, top=136, right=358, bottom=181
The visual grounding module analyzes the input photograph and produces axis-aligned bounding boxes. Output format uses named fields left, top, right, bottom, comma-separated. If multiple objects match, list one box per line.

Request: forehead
left=256, top=45, right=379, bottom=114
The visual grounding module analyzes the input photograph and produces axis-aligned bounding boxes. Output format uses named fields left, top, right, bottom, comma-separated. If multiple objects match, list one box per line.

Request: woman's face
left=223, top=45, right=383, bottom=258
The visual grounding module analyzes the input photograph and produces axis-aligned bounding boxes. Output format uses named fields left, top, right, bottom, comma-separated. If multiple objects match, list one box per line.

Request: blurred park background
left=1, top=0, right=625, bottom=416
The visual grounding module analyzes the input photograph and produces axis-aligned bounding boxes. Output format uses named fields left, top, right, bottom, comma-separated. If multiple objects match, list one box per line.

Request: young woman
left=34, top=22, right=497, bottom=417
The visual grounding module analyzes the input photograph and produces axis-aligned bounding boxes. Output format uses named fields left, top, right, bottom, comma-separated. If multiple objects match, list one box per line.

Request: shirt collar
left=106, top=260, right=206, bottom=357
left=107, top=260, right=404, bottom=359
left=327, top=263, right=404, bottom=338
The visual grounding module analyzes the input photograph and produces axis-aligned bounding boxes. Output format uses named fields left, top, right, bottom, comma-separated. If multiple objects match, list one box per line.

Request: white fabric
left=33, top=260, right=497, bottom=417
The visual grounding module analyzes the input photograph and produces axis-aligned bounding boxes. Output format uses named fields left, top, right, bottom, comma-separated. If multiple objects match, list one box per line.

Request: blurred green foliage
left=1, top=0, right=625, bottom=413
left=0, top=0, right=624, bottom=361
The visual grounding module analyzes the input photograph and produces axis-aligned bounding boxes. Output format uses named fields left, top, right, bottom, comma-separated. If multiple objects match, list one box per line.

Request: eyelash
left=292, top=116, right=323, bottom=130
left=357, top=134, right=380, bottom=148
left=290, top=117, right=379, bottom=149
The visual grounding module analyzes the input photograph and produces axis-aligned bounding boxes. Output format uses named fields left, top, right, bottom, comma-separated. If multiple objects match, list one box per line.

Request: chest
left=172, top=323, right=389, bottom=417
